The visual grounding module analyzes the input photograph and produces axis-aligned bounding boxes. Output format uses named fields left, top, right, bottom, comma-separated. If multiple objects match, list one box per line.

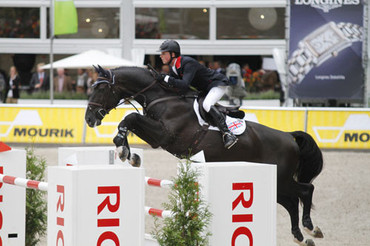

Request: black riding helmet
left=158, top=40, right=181, bottom=57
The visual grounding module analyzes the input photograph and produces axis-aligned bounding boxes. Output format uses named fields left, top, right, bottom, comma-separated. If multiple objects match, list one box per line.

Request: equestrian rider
left=157, top=40, right=238, bottom=149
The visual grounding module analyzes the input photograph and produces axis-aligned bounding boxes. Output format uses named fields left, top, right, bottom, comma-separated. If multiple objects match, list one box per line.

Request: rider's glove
left=156, top=73, right=165, bottom=82
left=156, top=73, right=170, bottom=83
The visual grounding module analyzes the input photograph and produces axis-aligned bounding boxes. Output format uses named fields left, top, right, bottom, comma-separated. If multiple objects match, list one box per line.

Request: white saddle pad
left=193, top=100, right=246, bottom=136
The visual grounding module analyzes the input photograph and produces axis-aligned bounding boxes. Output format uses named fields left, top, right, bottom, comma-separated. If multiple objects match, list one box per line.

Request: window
left=0, top=8, right=40, bottom=38
left=217, top=8, right=285, bottom=39
left=135, top=8, right=209, bottom=39
left=48, top=8, right=120, bottom=38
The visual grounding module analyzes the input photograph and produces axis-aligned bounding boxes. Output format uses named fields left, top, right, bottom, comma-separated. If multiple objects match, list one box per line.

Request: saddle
left=193, top=96, right=246, bottom=136
left=197, top=96, right=245, bottom=125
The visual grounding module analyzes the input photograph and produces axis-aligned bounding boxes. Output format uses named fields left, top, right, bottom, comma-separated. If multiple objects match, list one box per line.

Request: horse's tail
left=290, top=131, right=323, bottom=184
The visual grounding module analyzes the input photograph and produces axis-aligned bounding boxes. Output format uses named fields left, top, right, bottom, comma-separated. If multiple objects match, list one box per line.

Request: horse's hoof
left=305, top=239, right=315, bottom=246
left=294, top=238, right=315, bottom=246
left=313, top=226, right=324, bottom=238
left=304, top=226, right=324, bottom=238
left=129, top=153, right=141, bottom=167
left=116, top=146, right=129, bottom=162
left=292, top=228, right=304, bottom=243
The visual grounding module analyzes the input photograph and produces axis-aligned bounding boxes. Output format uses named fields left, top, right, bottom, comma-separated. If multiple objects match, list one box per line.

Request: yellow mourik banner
left=241, top=108, right=306, bottom=132
left=307, top=110, right=370, bottom=149
left=84, top=107, right=146, bottom=144
left=0, top=106, right=85, bottom=144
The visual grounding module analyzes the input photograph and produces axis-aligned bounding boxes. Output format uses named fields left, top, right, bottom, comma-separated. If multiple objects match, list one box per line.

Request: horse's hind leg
left=298, top=183, right=324, bottom=238
left=278, top=195, right=304, bottom=243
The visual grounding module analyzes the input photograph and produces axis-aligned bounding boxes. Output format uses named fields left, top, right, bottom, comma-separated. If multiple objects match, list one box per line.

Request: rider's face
left=160, top=51, right=174, bottom=65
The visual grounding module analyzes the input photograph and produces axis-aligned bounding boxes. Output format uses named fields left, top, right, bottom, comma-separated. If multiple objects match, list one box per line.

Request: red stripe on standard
left=147, top=178, right=162, bottom=187
left=3, top=176, right=16, bottom=185
left=148, top=208, right=163, bottom=217
left=27, top=180, right=41, bottom=189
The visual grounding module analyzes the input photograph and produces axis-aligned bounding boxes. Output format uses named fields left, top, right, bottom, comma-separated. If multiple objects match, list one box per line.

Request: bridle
left=87, top=67, right=196, bottom=120
left=87, top=70, right=159, bottom=120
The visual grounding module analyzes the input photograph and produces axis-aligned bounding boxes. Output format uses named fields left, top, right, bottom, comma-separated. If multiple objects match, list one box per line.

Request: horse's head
left=85, top=65, right=120, bottom=127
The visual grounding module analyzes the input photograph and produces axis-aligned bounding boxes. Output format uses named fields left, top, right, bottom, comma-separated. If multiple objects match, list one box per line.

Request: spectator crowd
left=0, top=64, right=98, bottom=103
left=0, top=60, right=281, bottom=105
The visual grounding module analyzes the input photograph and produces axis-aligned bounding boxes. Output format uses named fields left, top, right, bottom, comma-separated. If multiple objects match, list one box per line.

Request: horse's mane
left=111, top=66, right=183, bottom=95
left=112, top=66, right=152, bottom=78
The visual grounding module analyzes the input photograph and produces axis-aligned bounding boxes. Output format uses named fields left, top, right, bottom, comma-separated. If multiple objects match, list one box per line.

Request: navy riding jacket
left=167, top=56, right=229, bottom=92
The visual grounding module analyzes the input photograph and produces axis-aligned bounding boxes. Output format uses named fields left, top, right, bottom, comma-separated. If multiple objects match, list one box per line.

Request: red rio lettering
left=56, top=185, right=65, bottom=246
left=232, top=182, right=253, bottom=210
left=97, top=231, right=120, bottom=246
left=231, top=182, right=254, bottom=246
left=232, top=227, right=253, bottom=246
left=56, top=185, right=65, bottom=212
left=97, top=186, right=120, bottom=214
left=56, top=230, right=64, bottom=246
left=97, top=186, right=120, bottom=246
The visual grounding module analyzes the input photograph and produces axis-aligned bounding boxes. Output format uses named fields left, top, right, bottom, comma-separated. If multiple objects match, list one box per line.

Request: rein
left=145, top=94, right=198, bottom=113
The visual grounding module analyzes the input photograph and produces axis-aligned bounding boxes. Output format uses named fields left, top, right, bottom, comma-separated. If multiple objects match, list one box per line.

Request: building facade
left=0, top=0, right=369, bottom=104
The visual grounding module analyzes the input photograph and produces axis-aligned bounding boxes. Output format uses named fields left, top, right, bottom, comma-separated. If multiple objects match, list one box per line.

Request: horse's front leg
left=113, top=113, right=171, bottom=166
left=113, top=125, right=136, bottom=165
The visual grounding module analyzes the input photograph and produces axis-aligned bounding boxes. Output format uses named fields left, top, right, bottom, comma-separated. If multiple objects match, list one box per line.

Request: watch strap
left=288, top=45, right=316, bottom=84
left=337, top=22, right=363, bottom=42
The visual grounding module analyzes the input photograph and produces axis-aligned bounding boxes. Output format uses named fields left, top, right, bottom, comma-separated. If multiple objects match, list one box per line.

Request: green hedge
left=20, top=91, right=88, bottom=100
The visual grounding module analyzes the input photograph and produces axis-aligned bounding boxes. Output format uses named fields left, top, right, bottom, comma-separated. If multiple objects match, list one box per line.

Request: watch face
left=306, top=29, right=342, bottom=56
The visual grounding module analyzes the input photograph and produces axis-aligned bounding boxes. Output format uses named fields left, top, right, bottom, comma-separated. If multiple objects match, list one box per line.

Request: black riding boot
left=209, top=106, right=238, bottom=149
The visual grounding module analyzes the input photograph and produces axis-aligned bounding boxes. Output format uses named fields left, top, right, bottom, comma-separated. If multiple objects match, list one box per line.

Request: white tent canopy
left=42, top=49, right=138, bottom=69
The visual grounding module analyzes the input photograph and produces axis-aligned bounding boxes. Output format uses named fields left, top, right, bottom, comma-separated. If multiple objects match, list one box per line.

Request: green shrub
left=25, top=147, right=47, bottom=246
left=153, top=160, right=212, bottom=246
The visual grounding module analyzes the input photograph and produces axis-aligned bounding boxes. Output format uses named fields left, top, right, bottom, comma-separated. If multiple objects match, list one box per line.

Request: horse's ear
left=93, top=65, right=99, bottom=73
left=97, top=65, right=110, bottom=79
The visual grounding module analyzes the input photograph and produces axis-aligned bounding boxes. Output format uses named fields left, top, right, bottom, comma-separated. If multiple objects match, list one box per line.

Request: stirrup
left=223, top=133, right=238, bottom=149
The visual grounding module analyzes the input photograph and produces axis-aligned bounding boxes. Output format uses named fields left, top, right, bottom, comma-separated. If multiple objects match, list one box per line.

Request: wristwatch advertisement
left=288, top=1, right=365, bottom=101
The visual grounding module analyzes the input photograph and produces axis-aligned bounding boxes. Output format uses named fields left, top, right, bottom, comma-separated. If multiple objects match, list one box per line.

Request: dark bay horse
left=85, top=66, right=324, bottom=245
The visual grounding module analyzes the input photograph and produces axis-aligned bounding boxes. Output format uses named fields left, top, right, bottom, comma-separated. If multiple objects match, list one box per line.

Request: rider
left=157, top=40, right=238, bottom=149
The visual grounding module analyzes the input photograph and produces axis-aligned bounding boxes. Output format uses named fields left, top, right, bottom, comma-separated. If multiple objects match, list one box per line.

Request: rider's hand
left=156, top=73, right=170, bottom=83
left=156, top=73, right=165, bottom=82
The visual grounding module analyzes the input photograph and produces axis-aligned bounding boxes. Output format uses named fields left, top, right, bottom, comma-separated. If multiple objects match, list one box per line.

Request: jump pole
left=0, top=174, right=48, bottom=191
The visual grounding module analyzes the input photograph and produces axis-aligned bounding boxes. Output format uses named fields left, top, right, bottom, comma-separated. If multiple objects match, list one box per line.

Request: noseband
left=88, top=101, right=109, bottom=120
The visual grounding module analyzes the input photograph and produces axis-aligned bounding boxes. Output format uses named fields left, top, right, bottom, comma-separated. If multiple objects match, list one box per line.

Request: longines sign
left=294, top=0, right=361, bottom=12
left=288, top=0, right=364, bottom=102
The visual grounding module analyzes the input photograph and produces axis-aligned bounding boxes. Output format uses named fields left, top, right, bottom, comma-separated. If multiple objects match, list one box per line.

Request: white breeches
left=203, top=86, right=227, bottom=112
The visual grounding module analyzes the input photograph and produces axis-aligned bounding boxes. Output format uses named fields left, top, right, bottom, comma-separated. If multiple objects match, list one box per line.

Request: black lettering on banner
left=344, top=133, right=370, bottom=143
left=13, top=128, right=74, bottom=138
left=50, top=129, right=59, bottom=137
left=39, top=129, right=49, bottom=137
left=28, top=128, right=37, bottom=137
left=344, top=133, right=358, bottom=142
left=13, top=128, right=26, bottom=136
left=359, top=133, right=369, bottom=142
left=64, top=129, right=74, bottom=138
